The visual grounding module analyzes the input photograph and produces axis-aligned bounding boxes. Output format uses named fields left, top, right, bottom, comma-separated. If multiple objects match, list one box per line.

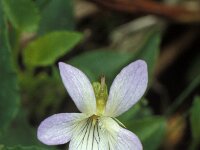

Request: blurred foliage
left=69, top=30, right=160, bottom=85
left=0, top=0, right=200, bottom=149
left=37, top=0, right=74, bottom=34
left=23, top=31, right=82, bottom=67
left=2, top=0, right=40, bottom=32
left=1, top=145, right=48, bottom=150
left=127, top=116, right=166, bottom=150
left=190, top=96, right=200, bottom=149
left=0, top=112, right=41, bottom=146
left=118, top=99, right=153, bottom=123
left=0, top=2, right=20, bottom=135
left=19, top=71, right=66, bottom=120
left=166, top=75, right=200, bottom=116
left=69, top=50, right=133, bottom=84
left=187, top=54, right=200, bottom=82
left=134, top=30, right=160, bottom=80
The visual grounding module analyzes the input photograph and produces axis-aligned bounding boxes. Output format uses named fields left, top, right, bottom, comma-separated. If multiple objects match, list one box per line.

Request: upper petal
left=37, top=113, right=88, bottom=145
left=59, top=62, right=96, bottom=114
left=105, top=60, right=148, bottom=117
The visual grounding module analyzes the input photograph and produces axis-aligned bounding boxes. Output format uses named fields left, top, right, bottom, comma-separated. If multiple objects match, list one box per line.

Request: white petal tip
left=134, top=59, right=147, bottom=68
left=58, top=62, right=67, bottom=70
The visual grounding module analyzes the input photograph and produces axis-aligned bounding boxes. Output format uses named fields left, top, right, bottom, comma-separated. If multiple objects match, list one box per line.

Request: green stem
left=166, top=75, right=200, bottom=116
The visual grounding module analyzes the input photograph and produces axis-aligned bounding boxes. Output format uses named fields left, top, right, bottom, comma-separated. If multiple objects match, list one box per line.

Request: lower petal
left=69, top=116, right=109, bottom=150
left=100, top=117, right=142, bottom=150
left=37, top=113, right=88, bottom=145
left=114, top=128, right=143, bottom=150
left=69, top=116, right=142, bottom=150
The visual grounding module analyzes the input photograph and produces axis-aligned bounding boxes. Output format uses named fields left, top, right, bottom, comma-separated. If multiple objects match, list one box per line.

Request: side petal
left=115, top=128, right=143, bottom=150
left=37, top=113, right=88, bottom=145
left=105, top=60, right=148, bottom=117
left=59, top=62, right=96, bottom=114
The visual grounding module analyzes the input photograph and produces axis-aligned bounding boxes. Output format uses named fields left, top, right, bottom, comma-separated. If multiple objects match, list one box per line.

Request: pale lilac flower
left=37, top=60, right=148, bottom=150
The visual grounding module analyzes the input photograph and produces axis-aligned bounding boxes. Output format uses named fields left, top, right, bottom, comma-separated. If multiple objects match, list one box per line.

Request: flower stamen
left=90, top=114, right=99, bottom=125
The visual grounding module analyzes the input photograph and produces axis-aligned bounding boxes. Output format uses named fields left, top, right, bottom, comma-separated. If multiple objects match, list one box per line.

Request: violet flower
left=37, top=60, right=148, bottom=150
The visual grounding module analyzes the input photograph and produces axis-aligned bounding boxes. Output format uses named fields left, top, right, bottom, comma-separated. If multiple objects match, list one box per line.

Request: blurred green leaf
left=110, top=16, right=161, bottom=52
left=118, top=103, right=141, bottom=123
left=0, top=112, right=54, bottom=149
left=38, top=0, right=74, bottom=35
left=128, top=116, right=166, bottom=150
left=135, top=30, right=160, bottom=81
left=190, top=96, right=200, bottom=143
left=118, top=99, right=153, bottom=124
left=34, top=0, right=49, bottom=10
left=69, top=29, right=160, bottom=84
left=2, top=145, right=48, bottom=150
left=136, top=32, right=160, bottom=69
left=2, top=0, right=40, bottom=32
left=0, top=2, right=20, bottom=135
left=112, top=21, right=161, bottom=83
left=23, top=31, right=83, bottom=67
left=19, top=72, right=65, bottom=119
left=0, top=112, right=39, bottom=146
left=69, top=50, right=133, bottom=84
left=186, top=54, right=200, bottom=82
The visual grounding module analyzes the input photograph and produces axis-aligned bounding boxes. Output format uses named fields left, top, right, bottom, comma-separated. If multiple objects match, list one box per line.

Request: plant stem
left=166, top=75, right=200, bottom=116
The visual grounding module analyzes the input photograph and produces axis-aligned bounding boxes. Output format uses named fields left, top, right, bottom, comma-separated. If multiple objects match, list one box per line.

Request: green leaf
left=117, top=103, right=141, bottom=123
left=135, top=30, right=160, bottom=81
left=2, top=145, right=48, bottom=150
left=69, top=50, right=133, bottom=84
left=190, top=96, right=200, bottom=143
left=0, top=112, right=53, bottom=149
left=0, top=2, right=20, bottom=135
left=23, top=31, right=83, bottom=67
left=0, top=113, right=38, bottom=146
left=118, top=99, right=153, bottom=124
left=128, top=116, right=166, bottom=150
left=69, top=29, right=160, bottom=83
left=38, top=0, right=74, bottom=35
left=34, top=0, right=49, bottom=10
left=2, top=0, right=40, bottom=32
left=111, top=22, right=161, bottom=82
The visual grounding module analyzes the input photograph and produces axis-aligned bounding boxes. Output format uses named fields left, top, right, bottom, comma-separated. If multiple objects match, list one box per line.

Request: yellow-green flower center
left=92, top=76, right=108, bottom=115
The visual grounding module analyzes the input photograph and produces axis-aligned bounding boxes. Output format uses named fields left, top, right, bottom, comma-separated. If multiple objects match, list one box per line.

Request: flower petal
left=105, top=60, right=148, bottom=117
left=59, top=62, right=96, bottom=114
left=69, top=116, right=142, bottom=150
left=115, top=128, right=143, bottom=150
left=100, top=117, right=142, bottom=150
left=69, top=117, right=109, bottom=150
left=37, top=113, right=88, bottom=145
